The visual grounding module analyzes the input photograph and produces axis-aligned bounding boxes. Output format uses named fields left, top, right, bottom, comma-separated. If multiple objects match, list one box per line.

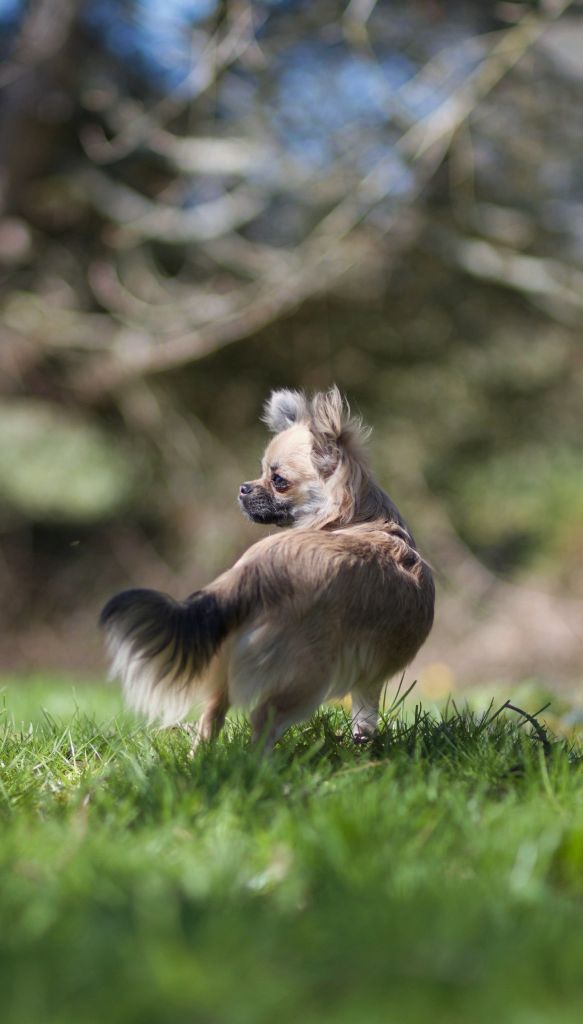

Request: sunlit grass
left=1, top=678, right=583, bottom=1023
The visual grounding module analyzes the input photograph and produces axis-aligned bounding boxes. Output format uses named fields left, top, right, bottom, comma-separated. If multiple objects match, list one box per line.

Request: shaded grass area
left=2, top=681, right=583, bottom=1023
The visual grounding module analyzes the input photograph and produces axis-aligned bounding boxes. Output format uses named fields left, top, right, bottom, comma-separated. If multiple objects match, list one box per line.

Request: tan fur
left=102, top=386, right=435, bottom=750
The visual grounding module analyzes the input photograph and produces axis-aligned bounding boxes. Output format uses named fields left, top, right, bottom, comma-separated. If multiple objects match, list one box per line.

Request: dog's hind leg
left=250, top=686, right=326, bottom=754
left=350, top=679, right=385, bottom=744
left=188, top=651, right=231, bottom=755
left=188, top=687, right=230, bottom=755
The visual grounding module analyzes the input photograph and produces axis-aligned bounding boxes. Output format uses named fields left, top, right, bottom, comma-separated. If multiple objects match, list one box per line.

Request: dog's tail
left=99, top=583, right=243, bottom=725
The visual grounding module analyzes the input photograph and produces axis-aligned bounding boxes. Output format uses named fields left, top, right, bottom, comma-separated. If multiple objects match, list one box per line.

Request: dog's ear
left=310, top=386, right=370, bottom=474
left=310, top=385, right=346, bottom=443
left=262, top=389, right=309, bottom=433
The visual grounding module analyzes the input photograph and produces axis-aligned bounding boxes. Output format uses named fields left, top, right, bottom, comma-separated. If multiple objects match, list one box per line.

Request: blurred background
left=0, top=0, right=581, bottom=697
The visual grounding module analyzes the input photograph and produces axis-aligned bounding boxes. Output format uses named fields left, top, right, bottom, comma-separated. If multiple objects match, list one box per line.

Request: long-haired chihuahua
left=100, top=387, right=435, bottom=751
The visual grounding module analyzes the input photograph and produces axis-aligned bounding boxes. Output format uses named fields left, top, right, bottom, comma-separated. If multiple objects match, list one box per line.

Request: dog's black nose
left=239, top=482, right=253, bottom=496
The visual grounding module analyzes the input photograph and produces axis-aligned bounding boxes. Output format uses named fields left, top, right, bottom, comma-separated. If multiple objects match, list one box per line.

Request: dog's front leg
left=350, top=682, right=384, bottom=744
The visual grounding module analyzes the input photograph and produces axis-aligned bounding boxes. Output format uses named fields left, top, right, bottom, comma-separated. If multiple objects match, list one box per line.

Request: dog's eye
left=272, top=473, right=289, bottom=493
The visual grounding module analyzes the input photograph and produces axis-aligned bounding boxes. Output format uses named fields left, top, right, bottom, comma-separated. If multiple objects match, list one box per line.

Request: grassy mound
left=1, top=681, right=583, bottom=1024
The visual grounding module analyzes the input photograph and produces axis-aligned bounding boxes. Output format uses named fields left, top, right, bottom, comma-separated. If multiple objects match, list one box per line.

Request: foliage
left=447, top=445, right=583, bottom=573
left=1, top=1, right=582, bottom=678
left=2, top=681, right=583, bottom=1023
left=0, top=401, right=138, bottom=524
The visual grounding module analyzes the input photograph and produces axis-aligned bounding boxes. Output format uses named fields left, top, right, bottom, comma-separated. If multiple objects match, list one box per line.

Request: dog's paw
left=351, top=724, right=375, bottom=745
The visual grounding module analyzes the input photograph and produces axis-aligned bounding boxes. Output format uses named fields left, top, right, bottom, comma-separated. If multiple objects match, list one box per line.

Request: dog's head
left=238, top=386, right=371, bottom=528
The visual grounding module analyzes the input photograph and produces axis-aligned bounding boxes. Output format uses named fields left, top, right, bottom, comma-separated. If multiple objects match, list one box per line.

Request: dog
left=100, top=386, right=435, bottom=751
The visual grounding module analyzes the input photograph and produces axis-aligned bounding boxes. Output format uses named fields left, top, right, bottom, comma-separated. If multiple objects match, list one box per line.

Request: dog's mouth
left=238, top=491, right=294, bottom=527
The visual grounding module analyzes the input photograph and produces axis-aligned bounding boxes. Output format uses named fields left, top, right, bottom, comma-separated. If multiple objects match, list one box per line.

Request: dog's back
left=226, top=521, right=434, bottom=714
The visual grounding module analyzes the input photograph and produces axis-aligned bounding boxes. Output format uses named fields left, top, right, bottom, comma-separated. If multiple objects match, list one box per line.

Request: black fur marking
left=99, top=588, right=231, bottom=685
left=238, top=487, right=293, bottom=526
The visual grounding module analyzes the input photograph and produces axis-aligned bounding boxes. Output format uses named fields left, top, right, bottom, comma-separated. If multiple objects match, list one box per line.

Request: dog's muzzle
left=238, top=483, right=293, bottom=526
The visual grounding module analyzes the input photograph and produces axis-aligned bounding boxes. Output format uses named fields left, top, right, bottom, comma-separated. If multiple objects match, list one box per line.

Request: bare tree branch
left=0, top=0, right=79, bottom=214
left=438, top=232, right=583, bottom=321
left=63, top=0, right=575, bottom=400
left=82, top=170, right=266, bottom=244
left=78, top=4, right=264, bottom=165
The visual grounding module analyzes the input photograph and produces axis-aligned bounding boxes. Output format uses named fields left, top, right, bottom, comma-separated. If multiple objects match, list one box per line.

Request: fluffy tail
left=99, top=587, right=236, bottom=725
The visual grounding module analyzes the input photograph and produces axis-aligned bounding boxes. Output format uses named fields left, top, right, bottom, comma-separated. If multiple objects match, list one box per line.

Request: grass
left=2, top=679, right=583, bottom=1024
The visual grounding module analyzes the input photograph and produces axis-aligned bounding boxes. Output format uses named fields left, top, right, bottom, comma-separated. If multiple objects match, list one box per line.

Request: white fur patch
left=106, top=630, right=201, bottom=726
